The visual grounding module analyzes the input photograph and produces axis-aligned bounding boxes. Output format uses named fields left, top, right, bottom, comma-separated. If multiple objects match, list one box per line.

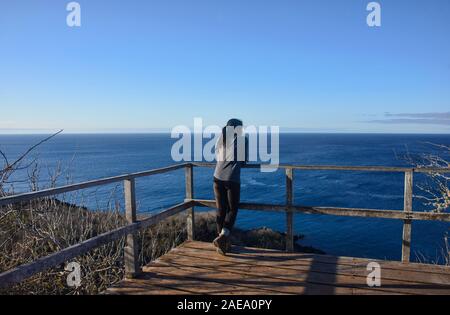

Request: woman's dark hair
left=222, top=118, right=243, bottom=148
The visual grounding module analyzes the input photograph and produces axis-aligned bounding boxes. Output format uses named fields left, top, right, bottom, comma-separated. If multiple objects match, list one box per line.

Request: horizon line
left=1, top=130, right=450, bottom=135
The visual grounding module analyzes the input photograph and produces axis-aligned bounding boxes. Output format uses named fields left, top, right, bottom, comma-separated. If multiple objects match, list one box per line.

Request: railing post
left=401, top=170, right=413, bottom=263
left=185, top=164, right=195, bottom=241
left=124, top=178, right=141, bottom=278
left=286, top=168, right=294, bottom=252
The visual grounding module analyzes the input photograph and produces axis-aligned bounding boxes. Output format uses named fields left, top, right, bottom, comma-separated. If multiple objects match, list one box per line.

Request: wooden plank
left=192, top=199, right=450, bottom=222
left=142, top=260, right=355, bottom=295
left=285, top=168, right=294, bottom=252
left=402, top=171, right=413, bottom=263
left=139, top=201, right=195, bottom=231
left=185, top=164, right=195, bottom=241
left=138, top=266, right=285, bottom=295
left=106, top=278, right=197, bottom=295
left=192, top=162, right=450, bottom=173
left=0, top=201, right=192, bottom=288
left=0, top=163, right=188, bottom=207
left=124, top=178, right=141, bottom=278
left=106, top=270, right=277, bottom=295
left=181, top=241, right=450, bottom=276
left=108, top=282, right=282, bottom=295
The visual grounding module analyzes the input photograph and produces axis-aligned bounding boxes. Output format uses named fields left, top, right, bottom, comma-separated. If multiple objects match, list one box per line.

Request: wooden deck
left=106, top=241, right=450, bottom=295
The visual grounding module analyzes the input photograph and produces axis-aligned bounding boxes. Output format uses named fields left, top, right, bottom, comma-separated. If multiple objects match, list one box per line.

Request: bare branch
left=5, top=129, right=63, bottom=173
left=0, top=130, right=63, bottom=195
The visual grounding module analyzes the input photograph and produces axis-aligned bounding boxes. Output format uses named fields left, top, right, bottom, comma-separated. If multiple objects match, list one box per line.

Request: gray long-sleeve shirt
left=213, top=134, right=248, bottom=183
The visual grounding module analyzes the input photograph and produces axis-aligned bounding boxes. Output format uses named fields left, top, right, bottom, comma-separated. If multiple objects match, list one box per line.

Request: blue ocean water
left=1, top=133, right=449, bottom=263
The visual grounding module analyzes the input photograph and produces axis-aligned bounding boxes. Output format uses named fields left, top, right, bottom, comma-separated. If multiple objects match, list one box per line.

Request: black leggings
left=213, top=177, right=240, bottom=233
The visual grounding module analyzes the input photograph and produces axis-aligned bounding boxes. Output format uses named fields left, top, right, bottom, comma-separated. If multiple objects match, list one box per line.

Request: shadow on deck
left=106, top=241, right=450, bottom=295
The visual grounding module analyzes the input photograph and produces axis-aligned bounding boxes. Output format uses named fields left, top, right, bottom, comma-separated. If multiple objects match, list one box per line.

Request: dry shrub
left=405, top=143, right=450, bottom=265
left=0, top=197, right=126, bottom=294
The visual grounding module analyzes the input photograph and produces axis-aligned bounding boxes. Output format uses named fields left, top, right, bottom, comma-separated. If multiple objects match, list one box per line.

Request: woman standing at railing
left=213, top=118, right=248, bottom=255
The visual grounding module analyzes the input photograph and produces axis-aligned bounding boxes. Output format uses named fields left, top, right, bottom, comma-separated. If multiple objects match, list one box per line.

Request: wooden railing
left=191, top=162, right=450, bottom=261
left=0, top=162, right=449, bottom=288
left=0, top=163, right=191, bottom=288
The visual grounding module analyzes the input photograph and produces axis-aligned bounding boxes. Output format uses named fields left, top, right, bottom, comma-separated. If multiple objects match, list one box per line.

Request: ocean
left=1, top=133, right=449, bottom=263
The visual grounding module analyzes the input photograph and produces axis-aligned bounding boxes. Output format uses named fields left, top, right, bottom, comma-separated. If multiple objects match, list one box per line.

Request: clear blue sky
left=1, top=0, right=449, bottom=133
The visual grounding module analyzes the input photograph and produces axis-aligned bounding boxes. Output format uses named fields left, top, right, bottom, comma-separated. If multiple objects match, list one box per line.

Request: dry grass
left=0, top=198, right=125, bottom=294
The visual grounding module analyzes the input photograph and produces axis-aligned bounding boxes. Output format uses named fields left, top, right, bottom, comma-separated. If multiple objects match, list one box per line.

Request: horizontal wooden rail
left=190, top=199, right=450, bottom=222
left=192, top=162, right=450, bottom=173
left=0, top=163, right=188, bottom=207
left=2, top=162, right=448, bottom=208
left=0, top=201, right=194, bottom=288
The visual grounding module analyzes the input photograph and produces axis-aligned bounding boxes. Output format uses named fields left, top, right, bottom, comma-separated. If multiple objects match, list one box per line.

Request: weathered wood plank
left=107, top=279, right=199, bottom=295
left=192, top=162, right=450, bottom=173
left=142, top=261, right=287, bottom=295
left=124, top=178, right=141, bottom=278
left=185, top=164, right=195, bottom=241
left=0, top=163, right=188, bottom=207
left=139, top=201, right=195, bottom=231
left=142, top=260, right=355, bottom=295
left=192, top=199, right=450, bottom=222
left=285, top=168, right=294, bottom=252
left=402, top=171, right=413, bottom=263
left=108, top=271, right=288, bottom=295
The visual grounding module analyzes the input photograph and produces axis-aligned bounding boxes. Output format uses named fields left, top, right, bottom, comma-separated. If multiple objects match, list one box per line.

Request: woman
left=213, top=118, right=248, bottom=255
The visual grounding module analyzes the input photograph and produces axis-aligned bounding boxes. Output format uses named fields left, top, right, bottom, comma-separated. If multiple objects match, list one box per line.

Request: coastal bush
left=406, top=143, right=450, bottom=264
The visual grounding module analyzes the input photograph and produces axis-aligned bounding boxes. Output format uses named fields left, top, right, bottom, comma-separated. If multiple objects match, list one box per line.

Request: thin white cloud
left=368, top=112, right=450, bottom=125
